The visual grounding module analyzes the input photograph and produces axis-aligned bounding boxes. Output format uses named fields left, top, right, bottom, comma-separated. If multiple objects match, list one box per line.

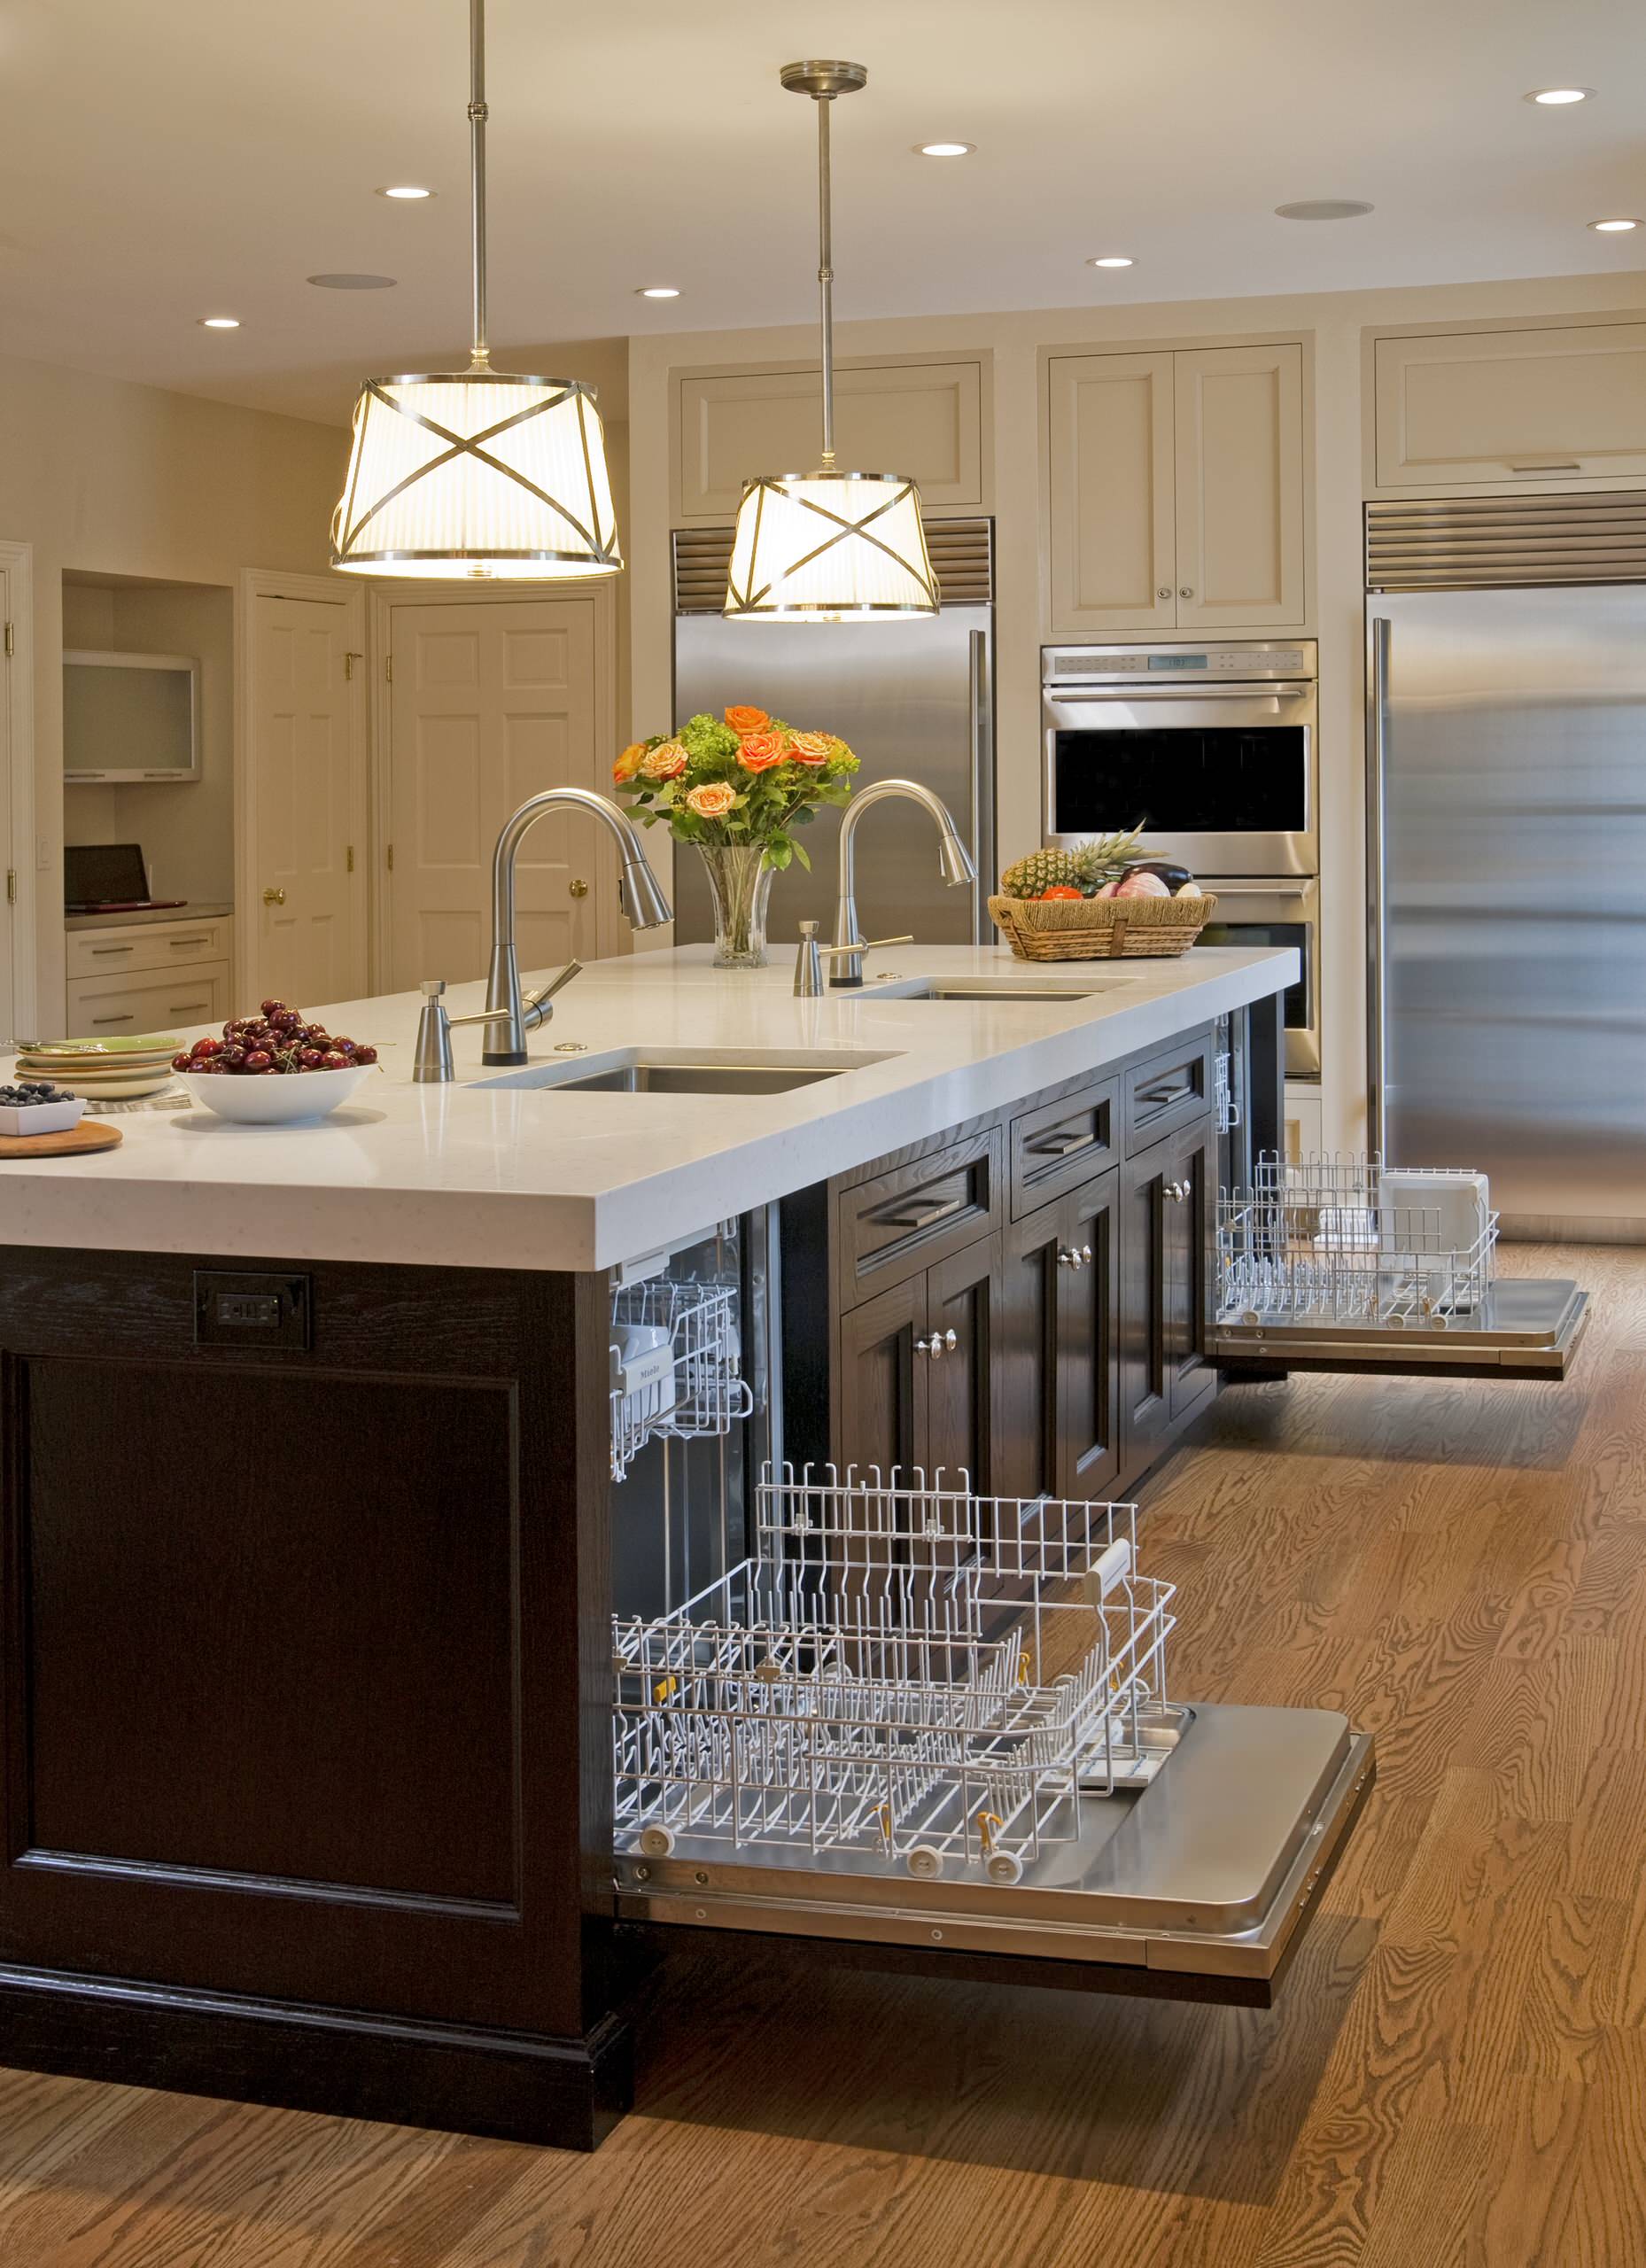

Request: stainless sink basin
left=551, top=1060, right=850, bottom=1097
left=472, top=1046, right=895, bottom=1097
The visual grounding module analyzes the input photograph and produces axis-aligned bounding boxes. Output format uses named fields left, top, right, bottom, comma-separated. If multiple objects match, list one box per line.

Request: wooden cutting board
left=0, top=1121, right=123, bottom=1160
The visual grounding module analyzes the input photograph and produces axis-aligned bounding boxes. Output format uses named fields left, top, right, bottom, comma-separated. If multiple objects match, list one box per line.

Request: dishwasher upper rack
left=611, top=1466, right=1176, bottom=1885
left=609, top=1271, right=756, bottom=1481
left=1216, top=1153, right=1498, bottom=1328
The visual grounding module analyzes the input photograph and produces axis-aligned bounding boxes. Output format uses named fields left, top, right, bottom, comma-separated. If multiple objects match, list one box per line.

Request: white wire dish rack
left=611, top=1465, right=1177, bottom=1887
left=609, top=1273, right=756, bottom=1481
left=1215, top=1047, right=1239, bottom=1135
left=1217, top=1153, right=1498, bottom=1330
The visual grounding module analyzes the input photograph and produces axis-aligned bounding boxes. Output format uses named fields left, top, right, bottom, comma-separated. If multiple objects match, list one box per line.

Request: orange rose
left=737, top=731, right=789, bottom=773
left=788, top=731, right=833, bottom=765
left=612, top=742, right=646, bottom=783
left=685, top=781, right=736, bottom=819
left=725, top=705, right=770, bottom=734
left=641, top=738, right=687, bottom=782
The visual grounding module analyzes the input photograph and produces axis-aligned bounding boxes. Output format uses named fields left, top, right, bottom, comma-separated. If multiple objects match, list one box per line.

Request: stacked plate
left=13, top=1032, right=182, bottom=1102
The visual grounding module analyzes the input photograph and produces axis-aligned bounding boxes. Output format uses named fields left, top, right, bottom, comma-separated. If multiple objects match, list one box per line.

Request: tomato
left=1037, top=885, right=1083, bottom=900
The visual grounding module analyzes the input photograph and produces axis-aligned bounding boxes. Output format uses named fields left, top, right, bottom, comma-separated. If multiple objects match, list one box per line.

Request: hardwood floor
left=1, top=1240, right=1642, bottom=2266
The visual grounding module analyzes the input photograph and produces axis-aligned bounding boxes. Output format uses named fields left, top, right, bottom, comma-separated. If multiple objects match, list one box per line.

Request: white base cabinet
left=62, top=914, right=233, bottom=1037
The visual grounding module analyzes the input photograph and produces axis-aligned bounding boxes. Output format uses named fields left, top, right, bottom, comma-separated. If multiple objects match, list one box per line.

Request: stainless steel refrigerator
left=1368, top=574, right=1646, bottom=1236
left=670, top=522, right=995, bottom=948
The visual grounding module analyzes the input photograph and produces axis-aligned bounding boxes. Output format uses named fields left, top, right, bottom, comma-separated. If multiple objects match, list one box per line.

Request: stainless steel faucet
left=413, top=967, right=584, bottom=1082
left=830, top=778, right=976, bottom=987
left=478, top=787, right=672, bottom=1065
left=794, top=918, right=912, bottom=998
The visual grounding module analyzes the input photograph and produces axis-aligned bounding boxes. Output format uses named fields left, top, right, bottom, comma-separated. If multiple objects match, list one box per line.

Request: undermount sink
left=878, top=976, right=1137, bottom=1003
left=473, top=1046, right=895, bottom=1098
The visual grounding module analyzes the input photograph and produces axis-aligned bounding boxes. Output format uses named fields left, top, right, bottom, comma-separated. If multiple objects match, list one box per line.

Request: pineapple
left=1000, top=846, right=1082, bottom=897
left=1001, top=822, right=1147, bottom=900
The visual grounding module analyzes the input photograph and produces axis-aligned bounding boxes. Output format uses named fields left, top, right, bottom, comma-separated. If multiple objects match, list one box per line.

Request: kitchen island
left=0, top=943, right=1308, bottom=2149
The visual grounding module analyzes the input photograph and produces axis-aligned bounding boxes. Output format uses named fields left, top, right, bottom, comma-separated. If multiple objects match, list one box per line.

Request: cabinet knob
left=262, top=887, right=286, bottom=906
left=1165, top=1180, right=1189, bottom=1202
left=916, top=1329, right=959, bottom=1360
left=1057, top=1246, right=1084, bottom=1270
left=1157, top=586, right=1173, bottom=602
left=1178, top=586, right=1194, bottom=600
left=1081, top=1243, right=1094, bottom=1263
left=569, top=878, right=589, bottom=899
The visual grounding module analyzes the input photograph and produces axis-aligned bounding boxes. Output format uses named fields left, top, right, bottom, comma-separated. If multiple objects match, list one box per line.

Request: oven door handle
left=1044, top=684, right=1309, bottom=703
left=1202, top=882, right=1315, bottom=899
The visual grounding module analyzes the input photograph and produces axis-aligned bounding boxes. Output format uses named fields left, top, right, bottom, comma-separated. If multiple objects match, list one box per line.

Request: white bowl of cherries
left=174, top=1001, right=380, bottom=1125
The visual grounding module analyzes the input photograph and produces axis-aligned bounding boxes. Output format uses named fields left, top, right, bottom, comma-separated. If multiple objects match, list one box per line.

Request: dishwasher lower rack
left=609, top=1273, right=756, bottom=1481
left=1217, top=1153, right=1497, bottom=1329
left=611, top=1469, right=1176, bottom=1888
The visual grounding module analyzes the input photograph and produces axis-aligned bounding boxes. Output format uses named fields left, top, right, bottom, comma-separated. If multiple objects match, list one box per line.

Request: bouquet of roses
left=612, top=703, right=859, bottom=871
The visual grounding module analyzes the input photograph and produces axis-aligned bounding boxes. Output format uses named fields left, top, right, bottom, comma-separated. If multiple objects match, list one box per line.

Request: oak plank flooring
left=1, top=1241, right=1645, bottom=2264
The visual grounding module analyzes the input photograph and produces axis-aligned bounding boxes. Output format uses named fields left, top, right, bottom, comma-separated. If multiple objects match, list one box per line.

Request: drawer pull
left=1028, top=1129, right=1095, bottom=1159
left=1138, top=1080, right=1193, bottom=1107
left=881, top=1195, right=965, bottom=1231
left=167, top=936, right=209, bottom=948
left=91, top=1014, right=136, bottom=1025
left=89, top=944, right=135, bottom=957
left=168, top=1001, right=209, bottom=1015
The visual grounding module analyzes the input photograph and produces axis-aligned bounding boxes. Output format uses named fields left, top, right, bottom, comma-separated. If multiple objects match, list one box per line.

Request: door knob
left=262, top=887, right=286, bottom=906
left=569, top=877, right=589, bottom=899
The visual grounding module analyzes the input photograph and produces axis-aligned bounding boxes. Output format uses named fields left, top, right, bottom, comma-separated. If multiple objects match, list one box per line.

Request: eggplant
left=1121, top=859, right=1193, bottom=892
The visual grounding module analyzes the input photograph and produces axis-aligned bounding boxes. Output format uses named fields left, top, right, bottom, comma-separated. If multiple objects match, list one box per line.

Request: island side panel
left=0, top=1246, right=625, bottom=2147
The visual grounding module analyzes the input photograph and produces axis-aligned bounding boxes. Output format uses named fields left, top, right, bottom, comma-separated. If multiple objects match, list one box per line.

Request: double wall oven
left=1043, top=641, right=1320, bottom=1079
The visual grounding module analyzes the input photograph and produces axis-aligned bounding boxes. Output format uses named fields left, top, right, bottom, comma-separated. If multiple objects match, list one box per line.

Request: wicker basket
left=987, top=889, right=1217, bottom=962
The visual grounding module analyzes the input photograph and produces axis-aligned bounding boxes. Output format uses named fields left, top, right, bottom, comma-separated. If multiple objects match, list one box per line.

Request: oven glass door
left=1196, top=901, right=1318, bottom=1080
left=1044, top=692, right=1316, bottom=875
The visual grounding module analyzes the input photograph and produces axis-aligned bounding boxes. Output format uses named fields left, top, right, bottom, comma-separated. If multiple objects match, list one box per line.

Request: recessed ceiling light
left=198, top=315, right=240, bottom=329
left=1275, top=199, right=1374, bottom=221
left=377, top=184, right=434, bottom=198
left=1526, top=87, right=1594, bottom=105
left=634, top=285, right=680, bottom=299
left=1590, top=216, right=1640, bottom=232
left=307, top=272, right=399, bottom=289
left=1088, top=255, right=1134, bottom=269
left=916, top=141, right=974, bottom=158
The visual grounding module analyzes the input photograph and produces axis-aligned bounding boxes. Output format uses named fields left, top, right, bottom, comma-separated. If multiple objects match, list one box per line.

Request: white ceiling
left=2, top=0, right=1643, bottom=428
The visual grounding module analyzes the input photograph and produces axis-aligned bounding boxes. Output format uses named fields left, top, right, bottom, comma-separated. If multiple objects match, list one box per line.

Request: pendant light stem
left=815, top=91, right=835, bottom=468
left=468, top=0, right=490, bottom=369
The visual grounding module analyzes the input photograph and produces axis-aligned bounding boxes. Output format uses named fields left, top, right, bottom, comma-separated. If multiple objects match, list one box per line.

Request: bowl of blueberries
left=0, top=1081, right=86, bottom=1138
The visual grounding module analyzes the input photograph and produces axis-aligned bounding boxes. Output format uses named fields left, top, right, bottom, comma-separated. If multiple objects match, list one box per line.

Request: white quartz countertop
left=0, top=943, right=1297, bottom=1271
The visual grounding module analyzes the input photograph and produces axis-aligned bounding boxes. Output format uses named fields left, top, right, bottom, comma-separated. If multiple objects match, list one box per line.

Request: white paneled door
left=0, top=555, right=14, bottom=1045
left=248, top=590, right=368, bottom=1010
left=384, top=596, right=611, bottom=996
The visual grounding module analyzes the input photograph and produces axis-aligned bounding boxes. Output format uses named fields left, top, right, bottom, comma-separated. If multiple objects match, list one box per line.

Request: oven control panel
left=1044, top=641, right=1316, bottom=684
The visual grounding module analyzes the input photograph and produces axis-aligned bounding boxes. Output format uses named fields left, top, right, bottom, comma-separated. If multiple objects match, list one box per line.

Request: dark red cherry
left=243, top=1049, right=272, bottom=1073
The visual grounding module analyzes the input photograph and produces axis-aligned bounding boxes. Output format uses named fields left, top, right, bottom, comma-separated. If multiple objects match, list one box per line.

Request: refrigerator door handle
left=969, top=627, right=992, bottom=938
left=1366, top=615, right=1392, bottom=1157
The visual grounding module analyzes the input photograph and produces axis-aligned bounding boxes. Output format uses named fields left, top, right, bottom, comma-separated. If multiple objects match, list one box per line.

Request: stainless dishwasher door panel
left=616, top=1703, right=1373, bottom=2003
left=1372, top=586, right=1646, bottom=1227
left=672, top=610, right=993, bottom=948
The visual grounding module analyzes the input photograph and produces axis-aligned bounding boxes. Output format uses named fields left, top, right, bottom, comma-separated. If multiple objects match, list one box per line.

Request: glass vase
left=697, top=843, right=775, bottom=969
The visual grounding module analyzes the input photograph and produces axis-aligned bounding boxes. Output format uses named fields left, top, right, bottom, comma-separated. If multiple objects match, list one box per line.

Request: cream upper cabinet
left=1374, top=322, right=1646, bottom=488
left=1047, top=341, right=1307, bottom=636
left=1173, top=343, right=1305, bottom=629
left=1047, top=352, right=1177, bottom=634
left=677, top=360, right=984, bottom=521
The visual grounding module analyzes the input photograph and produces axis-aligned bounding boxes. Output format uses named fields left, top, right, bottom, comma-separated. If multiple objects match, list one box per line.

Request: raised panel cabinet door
left=1047, top=353, right=1177, bottom=635
left=1162, top=1120, right=1217, bottom=1427
left=998, top=1205, right=1062, bottom=1504
left=678, top=361, right=984, bottom=519
left=1119, top=1145, right=1169, bottom=1478
left=1173, top=343, right=1306, bottom=629
left=1373, top=322, right=1646, bottom=487
left=1056, top=1171, right=1121, bottom=1500
left=836, top=1274, right=928, bottom=1482
left=925, top=1235, right=1003, bottom=1496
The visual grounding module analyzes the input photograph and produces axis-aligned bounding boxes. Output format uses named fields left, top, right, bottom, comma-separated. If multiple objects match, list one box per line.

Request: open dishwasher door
left=610, top=1471, right=1372, bottom=2008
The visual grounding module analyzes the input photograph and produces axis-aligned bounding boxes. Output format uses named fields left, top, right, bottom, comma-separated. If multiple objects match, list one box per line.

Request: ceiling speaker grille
left=1367, top=492, right=1646, bottom=590
left=673, top=517, right=992, bottom=614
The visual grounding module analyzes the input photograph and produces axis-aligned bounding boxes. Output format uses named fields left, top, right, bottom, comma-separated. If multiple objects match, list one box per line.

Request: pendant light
left=330, top=0, right=621, bottom=580
left=724, top=62, right=937, bottom=622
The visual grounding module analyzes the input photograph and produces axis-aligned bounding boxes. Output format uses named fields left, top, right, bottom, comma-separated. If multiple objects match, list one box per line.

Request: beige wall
left=627, top=268, right=1646, bottom=1150
left=0, top=348, right=346, bottom=1021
